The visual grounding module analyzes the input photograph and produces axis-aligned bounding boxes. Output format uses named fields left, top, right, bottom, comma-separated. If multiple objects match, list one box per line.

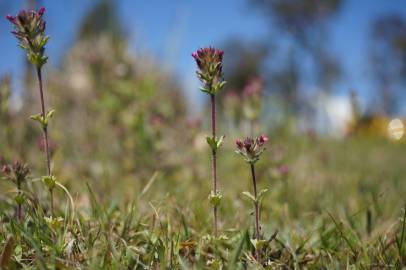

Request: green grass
left=1, top=135, right=405, bottom=269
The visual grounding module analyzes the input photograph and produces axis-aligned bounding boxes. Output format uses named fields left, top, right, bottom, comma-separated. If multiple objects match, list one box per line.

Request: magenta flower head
left=192, top=47, right=226, bottom=95
left=1, top=164, right=11, bottom=176
left=278, top=165, right=289, bottom=176
left=6, top=7, right=49, bottom=68
left=235, top=134, right=268, bottom=164
left=243, top=77, right=263, bottom=98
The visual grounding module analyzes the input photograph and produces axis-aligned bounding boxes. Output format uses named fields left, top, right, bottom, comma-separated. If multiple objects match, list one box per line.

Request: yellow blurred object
left=347, top=115, right=405, bottom=141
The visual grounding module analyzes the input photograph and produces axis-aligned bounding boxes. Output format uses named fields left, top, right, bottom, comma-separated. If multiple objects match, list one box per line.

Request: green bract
left=30, top=109, right=55, bottom=129
left=206, top=135, right=225, bottom=151
left=42, top=175, right=57, bottom=190
left=208, top=191, right=223, bottom=207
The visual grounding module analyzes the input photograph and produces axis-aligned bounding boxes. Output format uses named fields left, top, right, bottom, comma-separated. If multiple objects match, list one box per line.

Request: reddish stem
left=210, top=93, right=218, bottom=236
left=250, top=163, right=260, bottom=260
left=36, top=67, right=53, bottom=215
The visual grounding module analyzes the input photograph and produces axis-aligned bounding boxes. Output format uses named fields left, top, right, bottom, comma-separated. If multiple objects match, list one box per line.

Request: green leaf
left=250, top=239, right=267, bottom=250
left=242, top=191, right=256, bottom=203
left=199, top=86, right=211, bottom=94
left=40, top=36, right=50, bottom=47
left=42, top=175, right=57, bottom=190
left=216, top=135, right=225, bottom=148
left=208, top=191, right=223, bottom=207
left=206, top=135, right=225, bottom=151
left=45, top=109, right=55, bottom=123
left=213, top=80, right=227, bottom=94
left=257, top=188, right=269, bottom=203
left=44, top=216, right=64, bottom=231
left=206, top=136, right=216, bottom=150
left=30, top=113, right=44, bottom=125
left=30, top=109, right=55, bottom=129
left=14, top=194, right=25, bottom=205
left=206, top=258, right=222, bottom=270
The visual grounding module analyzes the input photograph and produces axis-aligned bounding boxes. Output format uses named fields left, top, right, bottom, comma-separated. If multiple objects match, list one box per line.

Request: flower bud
left=236, top=139, right=243, bottom=150
left=256, top=134, right=268, bottom=146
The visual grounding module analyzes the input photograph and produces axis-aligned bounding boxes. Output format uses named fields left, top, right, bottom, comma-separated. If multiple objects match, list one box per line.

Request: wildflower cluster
left=192, top=47, right=226, bottom=95
left=235, top=135, right=268, bottom=164
left=6, top=8, right=49, bottom=68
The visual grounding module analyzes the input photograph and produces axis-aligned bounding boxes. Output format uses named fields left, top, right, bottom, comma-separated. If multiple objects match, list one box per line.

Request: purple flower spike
left=192, top=47, right=226, bottom=94
left=5, top=7, right=49, bottom=68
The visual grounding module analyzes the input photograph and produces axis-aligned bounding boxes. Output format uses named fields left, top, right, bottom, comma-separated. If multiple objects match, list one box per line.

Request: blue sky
left=1, top=0, right=406, bottom=113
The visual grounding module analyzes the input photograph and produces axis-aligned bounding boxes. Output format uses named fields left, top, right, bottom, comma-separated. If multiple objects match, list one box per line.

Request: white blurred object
left=308, top=91, right=353, bottom=138
left=388, top=118, right=404, bottom=140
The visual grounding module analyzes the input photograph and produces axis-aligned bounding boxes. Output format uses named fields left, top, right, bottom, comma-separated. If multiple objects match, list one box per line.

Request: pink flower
left=38, top=7, right=45, bottom=16
left=5, top=15, right=16, bottom=24
left=243, top=77, right=263, bottom=98
left=236, top=139, right=243, bottom=150
left=235, top=135, right=268, bottom=163
left=1, top=164, right=11, bottom=175
left=257, top=134, right=268, bottom=146
left=278, top=165, right=289, bottom=176
left=37, top=137, right=56, bottom=156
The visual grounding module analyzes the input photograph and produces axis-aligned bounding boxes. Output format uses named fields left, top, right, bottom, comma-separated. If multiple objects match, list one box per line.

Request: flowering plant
left=235, top=134, right=269, bottom=261
left=192, top=47, right=227, bottom=236
left=192, top=47, right=226, bottom=95
left=6, top=7, right=55, bottom=215
left=235, top=134, right=268, bottom=164
left=6, top=8, right=49, bottom=68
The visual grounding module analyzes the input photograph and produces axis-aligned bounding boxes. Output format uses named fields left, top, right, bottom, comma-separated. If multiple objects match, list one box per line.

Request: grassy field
left=1, top=134, right=405, bottom=269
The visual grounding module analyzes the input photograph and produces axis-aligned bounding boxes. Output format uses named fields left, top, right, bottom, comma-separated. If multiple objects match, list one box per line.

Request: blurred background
left=1, top=0, right=406, bottom=136
left=0, top=0, right=406, bottom=229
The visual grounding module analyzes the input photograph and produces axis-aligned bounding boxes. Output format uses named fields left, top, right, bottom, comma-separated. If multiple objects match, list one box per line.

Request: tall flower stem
left=192, top=47, right=225, bottom=237
left=36, top=67, right=53, bottom=215
left=250, top=163, right=260, bottom=260
left=210, top=93, right=218, bottom=236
